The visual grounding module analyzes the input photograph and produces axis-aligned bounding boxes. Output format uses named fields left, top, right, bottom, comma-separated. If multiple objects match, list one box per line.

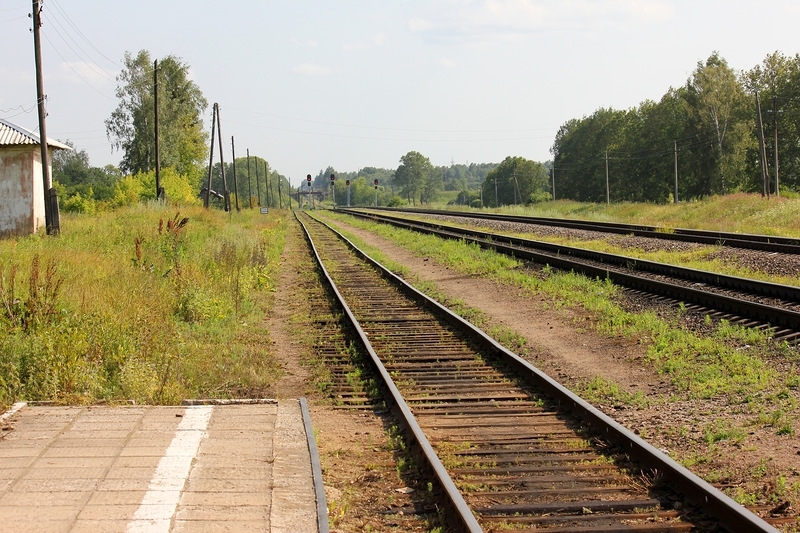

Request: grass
left=0, top=203, right=287, bottom=409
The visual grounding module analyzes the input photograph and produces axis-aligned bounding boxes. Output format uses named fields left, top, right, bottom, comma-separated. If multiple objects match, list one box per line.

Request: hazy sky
left=3, top=1, right=800, bottom=186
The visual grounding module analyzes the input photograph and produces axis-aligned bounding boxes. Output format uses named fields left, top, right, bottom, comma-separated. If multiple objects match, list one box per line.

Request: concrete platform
left=0, top=399, right=326, bottom=532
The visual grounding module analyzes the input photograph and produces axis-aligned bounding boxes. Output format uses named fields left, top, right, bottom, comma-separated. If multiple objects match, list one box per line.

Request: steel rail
left=295, top=212, right=483, bottom=533
left=369, top=207, right=800, bottom=254
left=341, top=209, right=800, bottom=334
left=297, top=210, right=780, bottom=533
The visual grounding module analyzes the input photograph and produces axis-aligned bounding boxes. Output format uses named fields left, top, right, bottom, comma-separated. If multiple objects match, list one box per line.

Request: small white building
left=0, top=118, right=69, bottom=238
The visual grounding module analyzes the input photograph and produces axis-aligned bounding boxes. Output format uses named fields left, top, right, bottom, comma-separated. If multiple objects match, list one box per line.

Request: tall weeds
left=0, top=205, right=286, bottom=409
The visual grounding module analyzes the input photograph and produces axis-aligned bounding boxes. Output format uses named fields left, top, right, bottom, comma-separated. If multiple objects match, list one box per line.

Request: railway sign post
left=346, top=179, right=350, bottom=207
left=330, top=174, right=336, bottom=208
left=374, top=179, right=378, bottom=207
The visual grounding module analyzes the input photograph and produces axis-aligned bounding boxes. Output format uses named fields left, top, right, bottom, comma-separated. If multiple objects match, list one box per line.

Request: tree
left=482, top=156, right=550, bottom=207
left=106, top=50, right=208, bottom=181
left=394, top=151, right=434, bottom=205
left=684, top=52, right=753, bottom=195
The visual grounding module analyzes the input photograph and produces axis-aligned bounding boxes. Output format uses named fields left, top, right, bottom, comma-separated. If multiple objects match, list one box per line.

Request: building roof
left=0, top=118, right=71, bottom=150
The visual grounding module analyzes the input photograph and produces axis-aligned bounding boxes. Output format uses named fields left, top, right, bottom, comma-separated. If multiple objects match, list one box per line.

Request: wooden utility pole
left=204, top=104, right=216, bottom=208
left=32, top=0, right=59, bottom=234
left=231, top=136, right=240, bottom=211
left=154, top=59, right=161, bottom=200
left=214, top=103, right=230, bottom=211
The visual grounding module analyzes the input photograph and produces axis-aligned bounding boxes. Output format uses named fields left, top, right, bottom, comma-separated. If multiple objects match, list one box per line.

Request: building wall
left=0, top=146, right=46, bottom=238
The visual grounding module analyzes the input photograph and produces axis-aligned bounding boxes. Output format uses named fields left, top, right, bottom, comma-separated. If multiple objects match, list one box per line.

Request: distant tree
left=394, top=151, right=434, bottom=205
left=106, top=50, right=208, bottom=182
left=482, top=156, right=550, bottom=207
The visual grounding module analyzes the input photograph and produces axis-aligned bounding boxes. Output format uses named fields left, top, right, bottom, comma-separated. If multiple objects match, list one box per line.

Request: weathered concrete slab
left=0, top=400, right=323, bottom=532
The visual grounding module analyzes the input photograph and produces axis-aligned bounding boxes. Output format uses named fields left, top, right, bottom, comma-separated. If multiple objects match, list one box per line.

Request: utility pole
left=204, top=104, right=216, bottom=208
left=215, top=103, right=230, bottom=211
left=755, top=92, right=769, bottom=198
left=246, top=149, right=252, bottom=208
left=674, top=140, right=679, bottom=203
left=154, top=59, right=162, bottom=200
left=773, top=94, right=780, bottom=196
left=264, top=162, right=270, bottom=208
left=605, top=150, right=610, bottom=204
left=277, top=170, right=282, bottom=209
left=551, top=165, right=555, bottom=201
left=32, top=0, right=59, bottom=234
left=231, top=136, right=240, bottom=211
left=255, top=156, right=261, bottom=207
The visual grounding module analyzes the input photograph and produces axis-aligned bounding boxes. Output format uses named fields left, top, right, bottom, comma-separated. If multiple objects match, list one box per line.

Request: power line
left=48, top=0, right=119, bottom=68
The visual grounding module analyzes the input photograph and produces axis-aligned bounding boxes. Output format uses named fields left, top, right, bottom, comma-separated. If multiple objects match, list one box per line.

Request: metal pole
left=32, top=0, right=58, bottom=234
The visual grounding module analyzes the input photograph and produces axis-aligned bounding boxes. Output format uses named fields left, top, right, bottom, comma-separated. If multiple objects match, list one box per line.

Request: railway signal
left=374, top=179, right=379, bottom=207
left=346, top=179, right=351, bottom=207
left=330, top=174, right=336, bottom=208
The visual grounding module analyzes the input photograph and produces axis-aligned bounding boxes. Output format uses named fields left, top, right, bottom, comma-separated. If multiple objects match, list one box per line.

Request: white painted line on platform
left=0, top=401, right=26, bottom=422
left=126, top=405, right=213, bottom=533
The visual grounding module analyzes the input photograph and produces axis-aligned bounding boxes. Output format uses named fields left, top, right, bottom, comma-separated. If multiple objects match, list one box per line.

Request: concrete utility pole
left=246, top=149, right=252, bottom=208
left=605, top=150, right=610, bottom=204
left=231, top=136, right=240, bottom=211
left=755, top=92, right=769, bottom=198
left=32, top=0, right=59, bottom=234
left=674, top=140, right=679, bottom=203
left=773, top=94, right=780, bottom=196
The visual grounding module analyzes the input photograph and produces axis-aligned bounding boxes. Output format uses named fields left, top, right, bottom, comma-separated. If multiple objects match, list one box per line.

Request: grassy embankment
left=0, top=204, right=287, bottom=410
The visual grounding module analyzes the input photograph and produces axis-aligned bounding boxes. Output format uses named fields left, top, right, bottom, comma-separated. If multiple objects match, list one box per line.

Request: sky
left=3, top=1, right=800, bottom=187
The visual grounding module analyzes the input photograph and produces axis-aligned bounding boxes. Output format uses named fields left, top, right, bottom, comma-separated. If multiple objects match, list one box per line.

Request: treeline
left=305, top=158, right=502, bottom=208
left=553, top=51, right=800, bottom=203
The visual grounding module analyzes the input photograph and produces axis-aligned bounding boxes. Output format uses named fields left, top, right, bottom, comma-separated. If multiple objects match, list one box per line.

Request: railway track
left=371, top=207, right=800, bottom=255
left=338, top=208, right=800, bottom=343
left=296, top=210, right=782, bottom=532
